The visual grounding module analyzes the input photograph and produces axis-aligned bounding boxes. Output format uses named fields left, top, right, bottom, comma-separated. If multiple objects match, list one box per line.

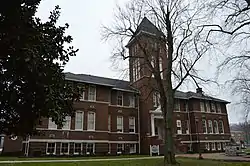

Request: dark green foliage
left=0, top=0, right=78, bottom=136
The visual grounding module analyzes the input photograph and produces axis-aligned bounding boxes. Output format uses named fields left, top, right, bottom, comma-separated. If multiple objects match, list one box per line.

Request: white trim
left=46, top=142, right=56, bottom=155
left=36, top=128, right=107, bottom=132
left=86, top=143, right=95, bottom=154
left=73, top=142, right=82, bottom=155
left=117, top=116, right=123, bottom=133
left=88, top=85, right=96, bottom=101
left=87, top=111, right=96, bottom=131
left=28, top=139, right=139, bottom=144
left=77, top=100, right=110, bottom=104
left=211, top=142, right=216, bottom=151
left=60, top=142, right=70, bottom=155
left=112, top=88, right=138, bottom=93
left=75, top=111, right=84, bottom=131
left=181, top=140, right=230, bottom=143
left=129, top=117, right=136, bottom=133
left=109, top=105, right=137, bottom=109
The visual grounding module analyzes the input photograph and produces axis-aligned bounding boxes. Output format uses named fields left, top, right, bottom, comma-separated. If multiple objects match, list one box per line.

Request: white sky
left=36, top=0, right=241, bottom=124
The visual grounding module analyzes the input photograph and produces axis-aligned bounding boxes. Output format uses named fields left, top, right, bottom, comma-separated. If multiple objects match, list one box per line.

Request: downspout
left=137, top=93, right=141, bottom=154
left=187, top=100, right=192, bottom=152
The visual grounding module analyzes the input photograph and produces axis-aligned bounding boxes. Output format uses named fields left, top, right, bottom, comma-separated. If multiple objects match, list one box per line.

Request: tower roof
left=135, top=17, right=165, bottom=37
left=126, top=17, right=165, bottom=47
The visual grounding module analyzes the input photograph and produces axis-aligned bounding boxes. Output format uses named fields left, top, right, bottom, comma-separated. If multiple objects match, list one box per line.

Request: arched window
left=202, top=119, right=207, bottom=133
left=208, top=120, right=213, bottom=134
left=218, top=120, right=224, bottom=134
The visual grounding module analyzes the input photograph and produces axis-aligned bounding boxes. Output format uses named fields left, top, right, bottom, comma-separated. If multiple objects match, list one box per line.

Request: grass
left=0, top=155, right=149, bottom=161
left=1, top=158, right=250, bottom=166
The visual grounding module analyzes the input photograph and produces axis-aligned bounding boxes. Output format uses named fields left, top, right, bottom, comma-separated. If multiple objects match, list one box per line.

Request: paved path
left=176, top=153, right=250, bottom=162
left=0, top=156, right=163, bottom=164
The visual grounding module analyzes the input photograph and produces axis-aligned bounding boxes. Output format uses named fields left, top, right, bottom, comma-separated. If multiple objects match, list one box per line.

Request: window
left=117, top=116, right=123, bottom=132
left=174, top=100, right=180, bottom=111
left=153, top=92, right=160, bottom=107
left=211, top=103, right=216, bottom=112
left=129, top=117, right=135, bottom=133
left=218, top=120, right=224, bottom=134
left=80, top=91, right=85, bottom=101
left=129, top=144, right=136, bottom=154
left=46, top=143, right=56, bottom=155
left=129, top=95, right=135, bottom=107
left=184, top=101, right=188, bottom=112
left=208, top=120, right=213, bottom=134
left=74, top=143, right=82, bottom=155
left=217, top=103, right=221, bottom=113
left=205, top=143, right=210, bottom=151
left=222, top=142, right=226, bottom=150
left=217, top=142, right=221, bottom=150
left=117, top=143, right=124, bottom=154
left=211, top=142, right=216, bottom=151
left=88, top=85, right=96, bottom=101
left=108, top=115, right=111, bottom=131
left=202, top=119, right=207, bottom=134
left=206, top=102, right=210, bottom=112
left=200, top=101, right=205, bottom=112
left=185, top=120, right=189, bottom=134
left=214, top=120, right=219, bottom=134
left=48, top=118, right=57, bottom=130
left=176, top=120, right=182, bottom=134
left=159, top=57, right=163, bottom=79
left=62, top=116, right=71, bottom=130
left=151, top=56, right=155, bottom=77
left=117, top=91, right=123, bottom=106
left=60, top=143, right=69, bottom=155
left=75, top=111, right=83, bottom=130
left=133, top=58, right=140, bottom=81
left=86, top=143, right=95, bottom=155
left=87, top=112, right=96, bottom=131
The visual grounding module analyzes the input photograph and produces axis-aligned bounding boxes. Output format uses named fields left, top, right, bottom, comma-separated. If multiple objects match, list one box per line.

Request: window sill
left=87, top=129, right=96, bottom=132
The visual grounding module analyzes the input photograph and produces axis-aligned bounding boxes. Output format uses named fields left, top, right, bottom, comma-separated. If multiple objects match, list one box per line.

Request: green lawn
left=0, top=155, right=149, bottom=161
left=1, top=158, right=250, bottom=166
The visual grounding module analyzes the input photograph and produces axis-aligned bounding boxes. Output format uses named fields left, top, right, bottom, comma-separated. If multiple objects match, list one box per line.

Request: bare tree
left=102, top=0, right=210, bottom=165
left=201, top=0, right=250, bottom=119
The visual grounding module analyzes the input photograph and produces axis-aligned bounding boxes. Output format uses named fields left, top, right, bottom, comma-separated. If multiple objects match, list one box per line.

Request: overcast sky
left=36, top=0, right=241, bottom=124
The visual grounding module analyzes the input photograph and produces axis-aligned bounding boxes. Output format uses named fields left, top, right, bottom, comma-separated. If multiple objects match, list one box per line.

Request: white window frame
left=129, top=117, right=136, bottom=133
left=206, top=102, right=210, bottom=112
left=217, top=103, right=221, bottom=113
left=46, top=142, right=56, bottom=155
left=86, top=143, right=95, bottom=155
left=159, top=57, right=163, bottom=79
left=88, top=85, right=96, bottom=101
left=205, top=142, right=210, bottom=151
left=48, top=118, right=57, bottom=130
left=174, top=99, right=180, bottom=112
left=202, top=119, right=207, bottom=134
left=129, top=95, right=135, bottom=107
left=117, top=91, right=123, bottom=106
left=200, top=101, right=205, bottom=112
left=217, top=142, right=221, bottom=150
left=60, top=142, right=70, bottom=155
left=117, top=116, right=123, bottom=133
left=129, top=144, right=136, bottom=154
left=176, top=120, right=182, bottom=134
left=74, top=143, right=82, bottom=155
left=211, top=142, right=216, bottom=151
left=211, top=102, right=216, bottom=112
left=153, top=92, right=160, bottom=107
left=62, top=116, right=71, bottom=130
left=75, top=111, right=84, bottom=130
left=214, top=120, right=219, bottom=134
left=208, top=120, right=213, bottom=134
left=87, top=112, right=96, bottom=131
left=108, top=115, right=111, bottom=132
left=185, top=120, right=189, bottom=134
left=219, top=120, right=224, bottom=134
left=117, top=143, right=124, bottom=154
left=80, top=91, right=85, bottom=101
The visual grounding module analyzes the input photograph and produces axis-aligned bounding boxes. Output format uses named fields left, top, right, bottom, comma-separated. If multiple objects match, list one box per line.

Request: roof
left=126, top=17, right=165, bottom=46
left=65, top=72, right=138, bottom=93
left=65, top=72, right=229, bottom=103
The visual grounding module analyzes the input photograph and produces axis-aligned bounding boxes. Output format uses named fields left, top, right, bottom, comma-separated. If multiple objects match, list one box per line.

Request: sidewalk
left=176, top=153, right=250, bottom=162
left=0, top=156, right=163, bottom=164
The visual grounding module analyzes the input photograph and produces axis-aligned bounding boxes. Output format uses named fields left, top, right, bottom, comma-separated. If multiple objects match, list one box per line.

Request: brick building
left=2, top=17, right=231, bottom=156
